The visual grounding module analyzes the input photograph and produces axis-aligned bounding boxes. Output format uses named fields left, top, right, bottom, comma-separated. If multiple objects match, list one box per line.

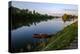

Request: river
left=11, top=18, right=76, bottom=52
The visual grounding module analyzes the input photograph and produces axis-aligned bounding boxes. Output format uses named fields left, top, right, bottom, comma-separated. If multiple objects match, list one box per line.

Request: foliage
left=62, top=13, right=78, bottom=22
left=9, top=6, right=55, bottom=29
left=42, top=21, right=78, bottom=50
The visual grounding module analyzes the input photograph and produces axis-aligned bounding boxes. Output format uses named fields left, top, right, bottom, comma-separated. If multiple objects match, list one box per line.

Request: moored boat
left=32, top=33, right=49, bottom=39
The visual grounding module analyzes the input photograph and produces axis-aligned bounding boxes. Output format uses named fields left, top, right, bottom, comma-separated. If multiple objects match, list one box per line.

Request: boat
left=32, top=33, right=49, bottom=39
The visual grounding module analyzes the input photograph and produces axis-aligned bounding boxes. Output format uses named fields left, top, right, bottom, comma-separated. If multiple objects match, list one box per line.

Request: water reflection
left=11, top=18, right=76, bottom=52
left=11, top=17, right=54, bottom=30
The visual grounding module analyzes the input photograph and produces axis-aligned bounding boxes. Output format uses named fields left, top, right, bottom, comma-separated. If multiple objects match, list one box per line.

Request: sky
left=11, top=1, right=78, bottom=16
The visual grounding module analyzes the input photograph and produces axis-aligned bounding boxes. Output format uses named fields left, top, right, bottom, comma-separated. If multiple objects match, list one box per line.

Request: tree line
left=9, top=6, right=56, bottom=29
left=62, top=13, right=78, bottom=22
left=9, top=6, right=78, bottom=29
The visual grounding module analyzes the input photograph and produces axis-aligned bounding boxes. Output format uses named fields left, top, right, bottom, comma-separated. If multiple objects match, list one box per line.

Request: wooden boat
left=33, top=33, right=49, bottom=39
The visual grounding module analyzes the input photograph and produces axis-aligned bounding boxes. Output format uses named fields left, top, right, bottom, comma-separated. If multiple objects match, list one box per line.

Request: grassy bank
left=42, top=21, right=78, bottom=51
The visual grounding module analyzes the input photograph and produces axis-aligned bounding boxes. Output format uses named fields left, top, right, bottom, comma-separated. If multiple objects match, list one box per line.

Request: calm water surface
left=11, top=18, right=75, bottom=51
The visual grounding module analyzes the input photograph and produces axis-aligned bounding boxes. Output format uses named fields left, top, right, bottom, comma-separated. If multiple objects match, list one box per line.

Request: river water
left=11, top=18, right=76, bottom=52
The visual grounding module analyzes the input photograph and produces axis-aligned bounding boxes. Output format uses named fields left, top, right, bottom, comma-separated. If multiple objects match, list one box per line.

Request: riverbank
left=42, top=21, right=78, bottom=51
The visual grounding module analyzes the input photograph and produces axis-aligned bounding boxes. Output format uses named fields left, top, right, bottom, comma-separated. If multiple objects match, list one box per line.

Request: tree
left=33, top=10, right=36, bottom=14
left=62, top=14, right=68, bottom=21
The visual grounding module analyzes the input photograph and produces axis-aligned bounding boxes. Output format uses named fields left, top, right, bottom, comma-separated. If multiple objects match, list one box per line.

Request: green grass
left=42, top=21, right=78, bottom=51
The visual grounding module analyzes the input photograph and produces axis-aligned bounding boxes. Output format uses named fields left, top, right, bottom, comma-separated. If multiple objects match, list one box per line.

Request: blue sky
left=11, top=1, right=78, bottom=16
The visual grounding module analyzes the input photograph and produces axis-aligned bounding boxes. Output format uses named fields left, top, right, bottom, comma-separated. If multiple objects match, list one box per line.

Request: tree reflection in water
left=9, top=5, right=78, bottom=52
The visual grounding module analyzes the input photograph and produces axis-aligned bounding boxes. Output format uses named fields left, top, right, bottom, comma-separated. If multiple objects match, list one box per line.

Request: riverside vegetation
left=9, top=6, right=78, bottom=52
